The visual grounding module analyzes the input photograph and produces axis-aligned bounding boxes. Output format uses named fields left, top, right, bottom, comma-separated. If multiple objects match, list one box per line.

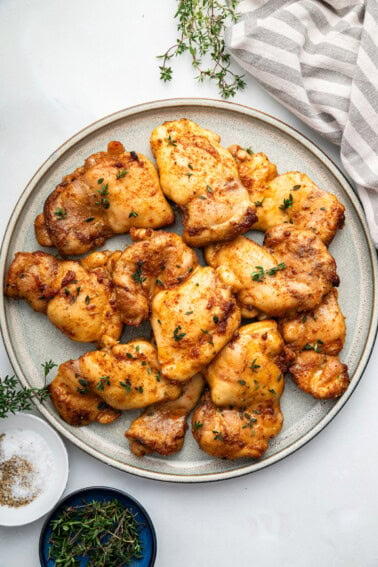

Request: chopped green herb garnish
left=303, top=339, right=324, bottom=353
left=53, top=207, right=67, bottom=220
left=119, top=379, right=131, bottom=393
left=96, top=183, right=110, bottom=209
left=251, top=263, right=286, bottom=282
left=96, top=376, right=110, bottom=391
left=132, top=261, right=147, bottom=284
left=254, top=199, right=265, bottom=207
left=129, top=211, right=138, bottom=218
left=116, top=169, right=128, bottom=179
left=212, top=430, right=223, bottom=441
left=166, top=135, right=177, bottom=146
left=173, top=325, right=186, bottom=341
left=279, top=193, right=294, bottom=210
left=249, top=358, right=260, bottom=372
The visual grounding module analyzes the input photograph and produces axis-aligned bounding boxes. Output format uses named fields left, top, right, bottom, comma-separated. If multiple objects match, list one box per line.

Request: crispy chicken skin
left=205, top=224, right=339, bottom=318
left=150, top=119, right=257, bottom=247
left=229, top=145, right=345, bottom=245
left=151, top=266, right=241, bottom=381
left=126, top=374, right=204, bottom=456
left=110, top=228, right=198, bottom=326
left=279, top=288, right=349, bottom=399
left=49, top=360, right=121, bottom=426
left=34, top=141, right=174, bottom=256
left=206, top=321, right=288, bottom=408
left=78, top=340, right=181, bottom=410
left=4, top=251, right=122, bottom=346
left=192, top=390, right=283, bottom=460
left=289, top=351, right=349, bottom=399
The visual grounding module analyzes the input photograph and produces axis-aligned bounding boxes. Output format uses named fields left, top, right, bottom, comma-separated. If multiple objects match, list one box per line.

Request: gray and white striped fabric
left=226, top=0, right=378, bottom=246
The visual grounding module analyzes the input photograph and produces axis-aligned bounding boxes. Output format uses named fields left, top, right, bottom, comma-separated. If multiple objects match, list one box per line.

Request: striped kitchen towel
left=225, top=0, right=378, bottom=247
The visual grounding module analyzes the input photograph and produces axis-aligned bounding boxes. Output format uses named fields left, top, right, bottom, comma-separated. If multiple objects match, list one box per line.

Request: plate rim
left=1, top=97, right=377, bottom=483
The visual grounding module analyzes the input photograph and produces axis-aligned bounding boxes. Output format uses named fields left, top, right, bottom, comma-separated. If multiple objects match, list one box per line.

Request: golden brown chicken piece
left=205, top=224, right=339, bottom=318
left=4, top=251, right=122, bottom=346
left=49, top=360, right=121, bottom=426
left=206, top=321, right=288, bottom=408
left=192, top=390, right=283, bottom=460
left=229, top=145, right=345, bottom=245
left=151, top=266, right=241, bottom=382
left=110, top=228, right=198, bottom=326
left=289, top=352, right=349, bottom=399
left=279, top=288, right=349, bottom=399
left=150, top=119, right=257, bottom=247
left=34, top=141, right=174, bottom=256
left=279, top=288, right=346, bottom=355
left=126, top=374, right=204, bottom=457
left=78, top=340, right=181, bottom=410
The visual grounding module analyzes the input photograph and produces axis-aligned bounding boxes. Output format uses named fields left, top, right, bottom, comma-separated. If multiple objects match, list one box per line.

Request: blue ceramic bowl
left=39, top=486, right=157, bottom=566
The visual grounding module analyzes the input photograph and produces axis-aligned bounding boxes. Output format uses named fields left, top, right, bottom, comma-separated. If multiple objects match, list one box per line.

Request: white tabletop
left=1, top=1, right=378, bottom=566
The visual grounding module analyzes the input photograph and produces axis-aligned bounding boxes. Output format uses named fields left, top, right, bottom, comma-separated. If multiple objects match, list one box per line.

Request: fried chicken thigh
left=279, top=289, right=346, bottom=355
left=193, top=321, right=286, bottom=460
left=48, top=360, right=121, bottom=426
left=151, top=266, right=241, bottom=381
left=110, top=228, right=198, bottom=326
left=35, top=141, right=174, bottom=256
left=49, top=339, right=182, bottom=424
left=78, top=340, right=181, bottom=410
left=205, top=224, right=339, bottom=318
left=150, top=119, right=257, bottom=246
left=206, top=321, right=288, bottom=408
left=126, top=374, right=204, bottom=457
left=279, top=289, right=349, bottom=399
left=5, top=251, right=122, bottom=346
left=229, top=145, right=345, bottom=245
left=192, top=390, right=283, bottom=460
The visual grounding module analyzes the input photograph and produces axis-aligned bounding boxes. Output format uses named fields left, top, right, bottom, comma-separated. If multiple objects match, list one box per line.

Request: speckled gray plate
left=1, top=99, right=377, bottom=483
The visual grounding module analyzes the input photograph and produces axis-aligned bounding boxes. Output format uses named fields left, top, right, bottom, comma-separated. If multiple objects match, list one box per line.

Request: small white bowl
left=0, top=413, right=69, bottom=526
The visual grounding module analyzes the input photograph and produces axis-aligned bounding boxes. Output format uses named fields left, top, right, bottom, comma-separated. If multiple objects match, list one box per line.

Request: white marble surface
left=1, top=1, right=378, bottom=566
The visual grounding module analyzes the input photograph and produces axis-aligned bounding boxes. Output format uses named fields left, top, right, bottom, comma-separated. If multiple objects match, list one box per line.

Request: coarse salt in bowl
left=0, top=413, right=68, bottom=526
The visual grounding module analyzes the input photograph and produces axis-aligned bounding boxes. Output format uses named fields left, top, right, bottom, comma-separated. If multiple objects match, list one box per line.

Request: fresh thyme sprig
left=251, top=263, right=286, bottom=282
left=0, top=376, right=50, bottom=419
left=0, top=360, right=56, bottom=418
left=157, top=0, right=246, bottom=98
left=48, top=499, right=143, bottom=567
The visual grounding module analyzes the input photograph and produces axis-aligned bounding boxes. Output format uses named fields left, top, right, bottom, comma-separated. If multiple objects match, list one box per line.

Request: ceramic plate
left=0, top=99, right=377, bottom=482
